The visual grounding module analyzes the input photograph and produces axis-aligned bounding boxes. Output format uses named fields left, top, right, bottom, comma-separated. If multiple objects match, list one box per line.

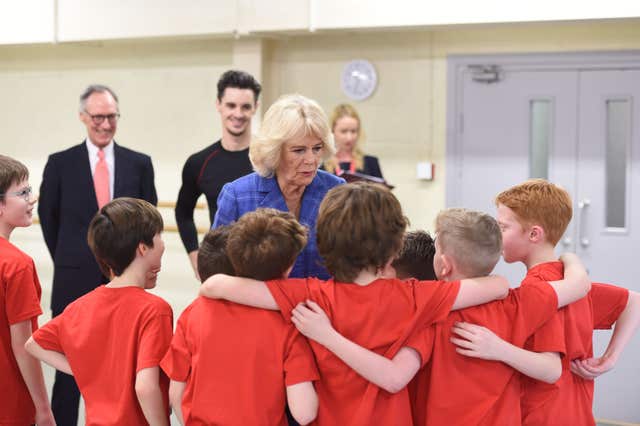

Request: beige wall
left=2, top=18, right=640, bottom=311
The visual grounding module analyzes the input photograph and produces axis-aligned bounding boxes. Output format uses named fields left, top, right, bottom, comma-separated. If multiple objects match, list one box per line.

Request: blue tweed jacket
left=213, top=170, right=345, bottom=279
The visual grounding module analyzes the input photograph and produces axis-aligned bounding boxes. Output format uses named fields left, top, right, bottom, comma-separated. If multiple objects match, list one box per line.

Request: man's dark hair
left=198, top=226, right=235, bottom=281
left=392, top=230, right=437, bottom=280
left=217, top=70, right=261, bottom=102
left=88, top=198, right=163, bottom=277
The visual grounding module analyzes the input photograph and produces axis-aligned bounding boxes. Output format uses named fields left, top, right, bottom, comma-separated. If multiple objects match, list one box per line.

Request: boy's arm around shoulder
left=292, top=301, right=422, bottom=394
left=199, top=274, right=278, bottom=310
left=451, top=322, right=562, bottom=384
left=12, top=322, right=55, bottom=426
left=546, top=253, right=591, bottom=308
left=452, top=275, right=510, bottom=310
left=571, top=289, right=640, bottom=380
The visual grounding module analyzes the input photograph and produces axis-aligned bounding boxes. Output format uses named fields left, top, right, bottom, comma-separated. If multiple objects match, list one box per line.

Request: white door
left=575, top=70, right=640, bottom=421
left=447, top=56, right=640, bottom=422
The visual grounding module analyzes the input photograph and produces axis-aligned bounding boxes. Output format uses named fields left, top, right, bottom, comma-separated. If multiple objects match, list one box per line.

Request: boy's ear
left=439, top=253, right=454, bottom=280
left=137, top=242, right=149, bottom=257
left=528, top=225, right=545, bottom=243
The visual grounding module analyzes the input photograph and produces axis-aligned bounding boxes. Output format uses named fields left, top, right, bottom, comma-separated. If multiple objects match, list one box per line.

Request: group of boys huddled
left=2, top=152, right=639, bottom=426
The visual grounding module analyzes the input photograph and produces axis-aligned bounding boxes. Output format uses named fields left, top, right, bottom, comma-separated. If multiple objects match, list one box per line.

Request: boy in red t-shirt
left=0, top=155, right=55, bottom=426
left=295, top=208, right=590, bottom=426
left=491, top=179, right=640, bottom=426
left=161, top=209, right=319, bottom=425
left=199, top=182, right=510, bottom=425
left=26, top=198, right=173, bottom=425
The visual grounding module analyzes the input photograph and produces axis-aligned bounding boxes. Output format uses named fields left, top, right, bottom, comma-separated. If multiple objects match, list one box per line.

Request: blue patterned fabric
left=213, top=170, right=345, bottom=279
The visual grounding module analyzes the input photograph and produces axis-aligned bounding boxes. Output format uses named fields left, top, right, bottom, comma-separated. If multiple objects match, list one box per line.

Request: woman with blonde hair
left=213, top=94, right=344, bottom=279
left=324, top=104, right=384, bottom=178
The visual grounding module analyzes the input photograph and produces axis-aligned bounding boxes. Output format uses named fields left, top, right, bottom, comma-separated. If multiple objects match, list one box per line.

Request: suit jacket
left=38, top=141, right=157, bottom=313
left=213, top=170, right=344, bottom=280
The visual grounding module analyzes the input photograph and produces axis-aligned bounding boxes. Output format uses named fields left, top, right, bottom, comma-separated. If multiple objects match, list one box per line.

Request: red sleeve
left=282, top=325, right=320, bottom=386
left=516, top=281, right=559, bottom=336
left=5, top=265, right=42, bottom=325
left=137, top=301, right=174, bottom=372
left=160, top=307, right=192, bottom=382
left=404, top=325, right=435, bottom=368
left=32, top=316, right=64, bottom=353
left=265, top=278, right=313, bottom=322
left=524, top=311, right=566, bottom=356
left=591, top=283, right=629, bottom=329
left=412, top=280, right=461, bottom=327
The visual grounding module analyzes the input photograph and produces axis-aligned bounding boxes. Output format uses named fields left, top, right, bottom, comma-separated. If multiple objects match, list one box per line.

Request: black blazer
left=38, top=141, right=157, bottom=313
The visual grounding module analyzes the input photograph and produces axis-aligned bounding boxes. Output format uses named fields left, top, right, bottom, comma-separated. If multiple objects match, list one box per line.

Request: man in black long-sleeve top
left=175, top=70, right=260, bottom=278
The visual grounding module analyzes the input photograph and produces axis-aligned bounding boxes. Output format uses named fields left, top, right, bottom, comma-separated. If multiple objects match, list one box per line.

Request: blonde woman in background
left=324, top=104, right=384, bottom=179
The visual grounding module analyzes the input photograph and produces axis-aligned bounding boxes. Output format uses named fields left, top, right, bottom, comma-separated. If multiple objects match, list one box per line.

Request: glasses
left=1, top=186, right=33, bottom=201
left=84, top=111, right=120, bottom=125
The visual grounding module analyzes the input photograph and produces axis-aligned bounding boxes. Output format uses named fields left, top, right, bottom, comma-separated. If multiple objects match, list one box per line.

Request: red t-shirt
left=160, top=296, right=319, bottom=425
left=410, top=280, right=558, bottom=426
left=520, top=262, right=629, bottom=426
left=0, top=238, right=43, bottom=425
left=265, top=277, right=461, bottom=426
left=32, top=285, right=173, bottom=426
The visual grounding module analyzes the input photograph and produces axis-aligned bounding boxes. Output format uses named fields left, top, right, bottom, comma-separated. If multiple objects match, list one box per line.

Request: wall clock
left=341, top=59, right=378, bottom=101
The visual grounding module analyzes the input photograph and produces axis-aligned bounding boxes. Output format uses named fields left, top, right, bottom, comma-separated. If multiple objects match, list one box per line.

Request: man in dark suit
left=38, top=84, right=158, bottom=425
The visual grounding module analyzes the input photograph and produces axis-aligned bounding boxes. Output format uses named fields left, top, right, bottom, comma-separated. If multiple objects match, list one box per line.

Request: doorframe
left=446, top=50, right=640, bottom=207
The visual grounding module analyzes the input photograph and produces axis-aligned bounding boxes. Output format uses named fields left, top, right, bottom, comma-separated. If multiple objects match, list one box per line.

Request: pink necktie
left=94, top=149, right=110, bottom=209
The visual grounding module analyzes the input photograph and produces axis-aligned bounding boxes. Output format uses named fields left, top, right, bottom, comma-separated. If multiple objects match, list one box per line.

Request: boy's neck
left=106, top=264, right=148, bottom=289
left=524, top=244, right=557, bottom=270
left=0, top=222, right=14, bottom=240
left=352, top=267, right=382, bottom=286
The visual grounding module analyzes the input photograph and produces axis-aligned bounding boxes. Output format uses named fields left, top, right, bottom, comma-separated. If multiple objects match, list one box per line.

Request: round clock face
left=341, top=60, right=378, bottom=101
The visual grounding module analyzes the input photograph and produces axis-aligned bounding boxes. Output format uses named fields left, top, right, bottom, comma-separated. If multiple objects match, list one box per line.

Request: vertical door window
left=529, top=99, right=552, bottom=179
left=605, top=98, right=630, bottom=229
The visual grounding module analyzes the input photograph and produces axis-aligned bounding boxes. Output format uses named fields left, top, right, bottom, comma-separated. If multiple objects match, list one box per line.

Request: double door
left=447, top=54, right=640, bottom=422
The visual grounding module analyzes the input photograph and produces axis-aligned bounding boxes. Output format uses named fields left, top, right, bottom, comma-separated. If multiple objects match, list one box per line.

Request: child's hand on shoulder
left=291, top=300, right=335, bottom=345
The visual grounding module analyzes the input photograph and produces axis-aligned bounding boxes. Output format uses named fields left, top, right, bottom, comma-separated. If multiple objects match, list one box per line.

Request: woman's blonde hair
left=324, top=103, right=365, bottom=173
left=249, top=94, right=335, bottom=177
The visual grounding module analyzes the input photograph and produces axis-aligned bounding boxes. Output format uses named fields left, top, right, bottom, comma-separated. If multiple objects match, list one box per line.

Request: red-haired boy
left=494, top=179, right=640, bottom=426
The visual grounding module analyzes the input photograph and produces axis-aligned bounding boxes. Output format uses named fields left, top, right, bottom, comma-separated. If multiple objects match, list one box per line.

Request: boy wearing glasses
left=38, top=84, right=158, bottom=425
left=0, top=155, right=55, bottom=426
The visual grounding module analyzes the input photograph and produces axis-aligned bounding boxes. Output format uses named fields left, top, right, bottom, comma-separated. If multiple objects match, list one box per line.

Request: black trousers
left=50, top=307, right=80, bottom=426
left=51, top=369, right=80, bottom=426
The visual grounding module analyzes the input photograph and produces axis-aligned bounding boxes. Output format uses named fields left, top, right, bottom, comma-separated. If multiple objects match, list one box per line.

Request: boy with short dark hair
left=197, top=225, right=234, bottom=280
left=0, top=155, right=55, bottom=426
left=392, top=230, right=437, bottom=280
left=199, top=182, right=510, bottom=425
left=494, top=179, right=640, bottom=426
left=26, top=197, right=173, bottom=425
left=161, top=208, right=319, bottom=425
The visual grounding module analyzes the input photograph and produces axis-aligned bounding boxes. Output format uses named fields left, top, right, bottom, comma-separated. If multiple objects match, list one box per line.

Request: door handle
left=578, top=198, right=590, bottom=248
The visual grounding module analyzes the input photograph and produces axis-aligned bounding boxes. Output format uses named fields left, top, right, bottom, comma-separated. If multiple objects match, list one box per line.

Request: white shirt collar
left=86, top=138, right=114, bottom=157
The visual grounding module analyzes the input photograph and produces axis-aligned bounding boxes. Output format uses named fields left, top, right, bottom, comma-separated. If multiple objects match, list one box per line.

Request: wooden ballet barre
left=157, top=200, right=206, bottom=210
left=32, top=217, right=210, bottom=235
